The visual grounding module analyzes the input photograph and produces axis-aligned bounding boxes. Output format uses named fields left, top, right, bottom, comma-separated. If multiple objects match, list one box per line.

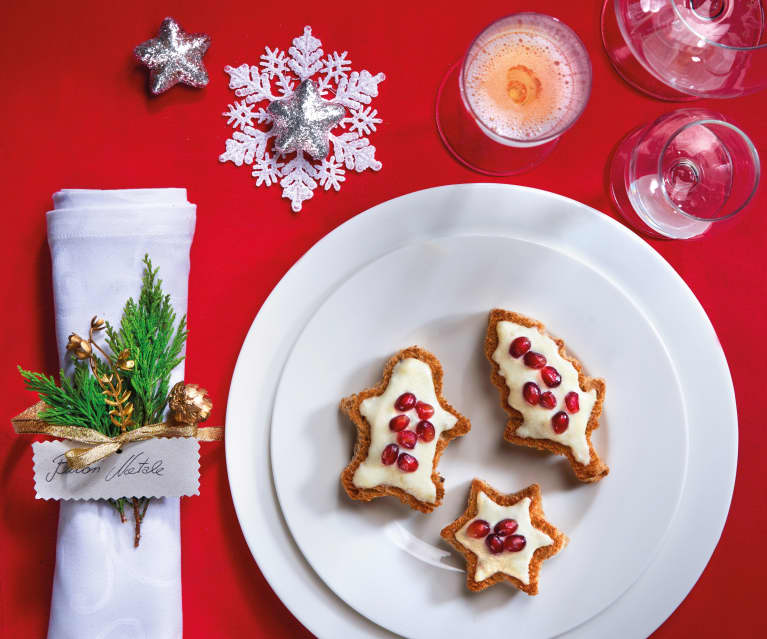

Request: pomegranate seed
left=504, top=534, right=527, bottom=552
left=494, top=519, right=519, bottom=536
left=552, top=411, right=569, bottom=434
left=509, top=336, right=531, bottom=358
left=394, top=392, right=416, bottom=411
left=565, top=391, right=580, bottom=413
left=389, top=414, right=410, bottom=432
left=381, top=444, right=399, bottom=465
left=415, top=402, right=434, bottom=420
left=522, top=381, right=541, bottom=405
left=523, top=351, right=547, bottom=369
left=397, top=452, right=419, bottom=472
left=416, top=420, right=435, bottom=442
left=466, top=519, right=491, bottom=539
left=485, top=533, right=505, bottom=554
left=397, top=430, right=417, bottom=449
left=541, top=366, right=561, bottom=388
left=539, top=391, right=557, bottom=410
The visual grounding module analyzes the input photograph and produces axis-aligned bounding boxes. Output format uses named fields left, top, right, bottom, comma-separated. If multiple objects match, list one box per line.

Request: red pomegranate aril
left=466, top=519, right=491, bottom=539
left=397, top=452, right=419, bottom=472
left=485, top=533, right=505, bottom=554
left=381, top=444, right=399, bottom=465
left=394, top=392, right=416, bottom=411
left=539, top=391, right=557, bottom=410
left=494, top=518, right=519, bottom=536
left=416, top=420, right=436, bottom=442
left=509, top=336, right=531, bottom=358
left=504, top=534, right=527, bottom=552
left=552, top=411, right=569, bottom=434
left=522, top=381, right=541, bottom=405
left=389, top=414, right=410, bottom=432
left=523, top=351, right=547, bottom=369
left=415, top=401, right=434, bottom=420
left=565, top=391, right=580, bottom=413
left=397, top=430, right=417, bottom=449
left=541, top=366, right=561, bottom=388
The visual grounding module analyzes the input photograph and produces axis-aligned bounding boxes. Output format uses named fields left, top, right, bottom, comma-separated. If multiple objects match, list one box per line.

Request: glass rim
left=669, top=0, right=767, bottom=51
left=459, top=11, right=593, bottom=146
left=640, top=117, right=761, bottom=223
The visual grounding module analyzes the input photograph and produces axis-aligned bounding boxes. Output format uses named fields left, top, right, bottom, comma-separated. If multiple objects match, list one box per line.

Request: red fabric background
left=1, top=1, right=764, bottom=637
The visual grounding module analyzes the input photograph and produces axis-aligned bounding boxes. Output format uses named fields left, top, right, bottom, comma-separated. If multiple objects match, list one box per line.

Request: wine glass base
left=435, top=60, right=558, bottom=176
left=609, top=126, right=670, bottom=240
left=610, top=126, right=714, bottom=240
left=600, top=0, right=698, bottom=103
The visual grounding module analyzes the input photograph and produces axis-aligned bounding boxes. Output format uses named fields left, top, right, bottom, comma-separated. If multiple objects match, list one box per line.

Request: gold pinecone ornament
left=66, top=334, right=92, bottom=360
left=168, top=382, right=212, bottom=425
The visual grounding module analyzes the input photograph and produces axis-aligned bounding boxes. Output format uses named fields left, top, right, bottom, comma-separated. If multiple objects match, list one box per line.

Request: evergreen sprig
left=105, top=255, right=187, bottom=426
left=18, top=361, right=115, bottom=435
left=19, top=255, right=186, bottom=432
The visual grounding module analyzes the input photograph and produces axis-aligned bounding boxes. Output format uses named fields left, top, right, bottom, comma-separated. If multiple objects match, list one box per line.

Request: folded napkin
left=46, top=189, right=196, bottom=639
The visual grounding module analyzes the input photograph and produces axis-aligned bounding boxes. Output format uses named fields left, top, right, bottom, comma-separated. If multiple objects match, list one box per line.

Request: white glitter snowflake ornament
left=220, top=26, right=385, bottom=212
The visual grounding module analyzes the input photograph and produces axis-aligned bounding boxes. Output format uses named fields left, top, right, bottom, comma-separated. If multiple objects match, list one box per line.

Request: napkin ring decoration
left=11, top=256, right=222, bottom=546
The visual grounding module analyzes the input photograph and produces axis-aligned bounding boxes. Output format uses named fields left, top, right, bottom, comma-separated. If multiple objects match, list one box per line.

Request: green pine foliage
left=18, top=361, right=116, bottom=435
left=105, top=255, right=188, bottom=426
left=19, top=255, right=187, bottom=432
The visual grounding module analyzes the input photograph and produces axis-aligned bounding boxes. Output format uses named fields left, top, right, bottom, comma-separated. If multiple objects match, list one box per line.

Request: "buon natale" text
left=45, top=451, right=165, bottom=483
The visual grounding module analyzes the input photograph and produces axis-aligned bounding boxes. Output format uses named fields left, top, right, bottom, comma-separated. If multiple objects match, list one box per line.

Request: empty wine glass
left=602, top=0, right=767, bottom=100
left=436, top=13, right=592, bottom=175
left=610, top=108, right=760, bottom=239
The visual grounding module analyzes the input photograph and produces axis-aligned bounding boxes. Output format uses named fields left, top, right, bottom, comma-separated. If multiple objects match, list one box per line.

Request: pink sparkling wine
left=463, top=13, right=591, bottom=145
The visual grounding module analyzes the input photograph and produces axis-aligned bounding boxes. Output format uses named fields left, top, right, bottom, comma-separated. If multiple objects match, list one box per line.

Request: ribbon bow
left=11, top=401, right=223, bottom=469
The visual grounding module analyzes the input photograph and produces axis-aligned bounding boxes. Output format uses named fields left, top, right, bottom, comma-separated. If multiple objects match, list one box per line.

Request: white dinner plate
left=226, top=184, right=736, bottom=639
left=271, top=235, right=687, bottom=638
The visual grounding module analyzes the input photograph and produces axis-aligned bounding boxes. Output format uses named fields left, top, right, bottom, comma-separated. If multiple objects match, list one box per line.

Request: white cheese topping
left=455, top=492, right=553, bottom=584
left=353, top=358, right=458, bottom=503
left=492, top=321, right=596, bottom=465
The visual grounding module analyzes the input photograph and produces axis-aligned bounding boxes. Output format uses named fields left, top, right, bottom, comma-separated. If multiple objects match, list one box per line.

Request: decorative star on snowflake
left=220, top=26, right=385, bottom=212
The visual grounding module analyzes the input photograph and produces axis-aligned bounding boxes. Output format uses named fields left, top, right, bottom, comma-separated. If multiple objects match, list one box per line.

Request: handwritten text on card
left=33, top=438, right=199, bottom=500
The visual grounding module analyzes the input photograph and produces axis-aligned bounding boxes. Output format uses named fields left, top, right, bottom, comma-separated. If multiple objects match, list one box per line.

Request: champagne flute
left=436, top=12, right=592, bottom=175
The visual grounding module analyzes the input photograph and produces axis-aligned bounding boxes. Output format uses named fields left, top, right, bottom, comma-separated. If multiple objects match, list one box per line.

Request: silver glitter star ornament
left=268, top=79, right=345, bottom=160
left=134, top=17, right=210, bottom=95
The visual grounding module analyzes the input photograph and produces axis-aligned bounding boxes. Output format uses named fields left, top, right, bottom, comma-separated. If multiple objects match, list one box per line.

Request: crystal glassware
left=602, top=0, right=767, bottom=100
left=436, top=12, right=592, bottom=175
left=610, top=108, right=760, bottom=239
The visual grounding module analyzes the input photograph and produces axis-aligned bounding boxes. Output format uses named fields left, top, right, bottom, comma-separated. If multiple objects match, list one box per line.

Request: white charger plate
left=270, top=235, right=687, bottom=638
left=226, top=184, right=736, bottom=639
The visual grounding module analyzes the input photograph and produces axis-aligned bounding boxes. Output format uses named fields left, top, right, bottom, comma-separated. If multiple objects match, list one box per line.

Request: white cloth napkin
left=46, top=189, right=196, bottom=639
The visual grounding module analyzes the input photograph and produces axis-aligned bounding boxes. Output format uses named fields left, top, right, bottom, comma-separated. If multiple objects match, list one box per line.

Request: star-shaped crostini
left=485, top=309, right=608, bottom=482
left=134, top=17, right=210, bottom=95
left=441, top=479, right=567, bottom=594
left=340, top=346, right=471, bottom=513
left=268, top=79, right=345, bottom=159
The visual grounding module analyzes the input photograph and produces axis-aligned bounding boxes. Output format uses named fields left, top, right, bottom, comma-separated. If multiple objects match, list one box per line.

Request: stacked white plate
left=226, top=184, right=736, bottom=639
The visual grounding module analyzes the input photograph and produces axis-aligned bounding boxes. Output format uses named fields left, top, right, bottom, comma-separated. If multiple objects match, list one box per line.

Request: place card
left=32, top=438, right=200, bottom=500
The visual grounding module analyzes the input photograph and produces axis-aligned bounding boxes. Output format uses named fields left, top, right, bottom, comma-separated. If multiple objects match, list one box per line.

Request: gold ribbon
left=11, top=401, right=223, bottom=470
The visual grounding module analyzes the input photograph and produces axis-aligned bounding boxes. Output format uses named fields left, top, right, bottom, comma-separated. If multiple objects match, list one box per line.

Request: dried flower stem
left=82, top=322, right=143, bottom=544
left=87, top=324, right=134, bottom=434
left=132, top=497, right=142, bottom=547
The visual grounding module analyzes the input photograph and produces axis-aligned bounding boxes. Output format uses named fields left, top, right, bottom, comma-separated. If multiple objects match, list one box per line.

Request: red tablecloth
left=1, top=1, right=764, bottom=637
